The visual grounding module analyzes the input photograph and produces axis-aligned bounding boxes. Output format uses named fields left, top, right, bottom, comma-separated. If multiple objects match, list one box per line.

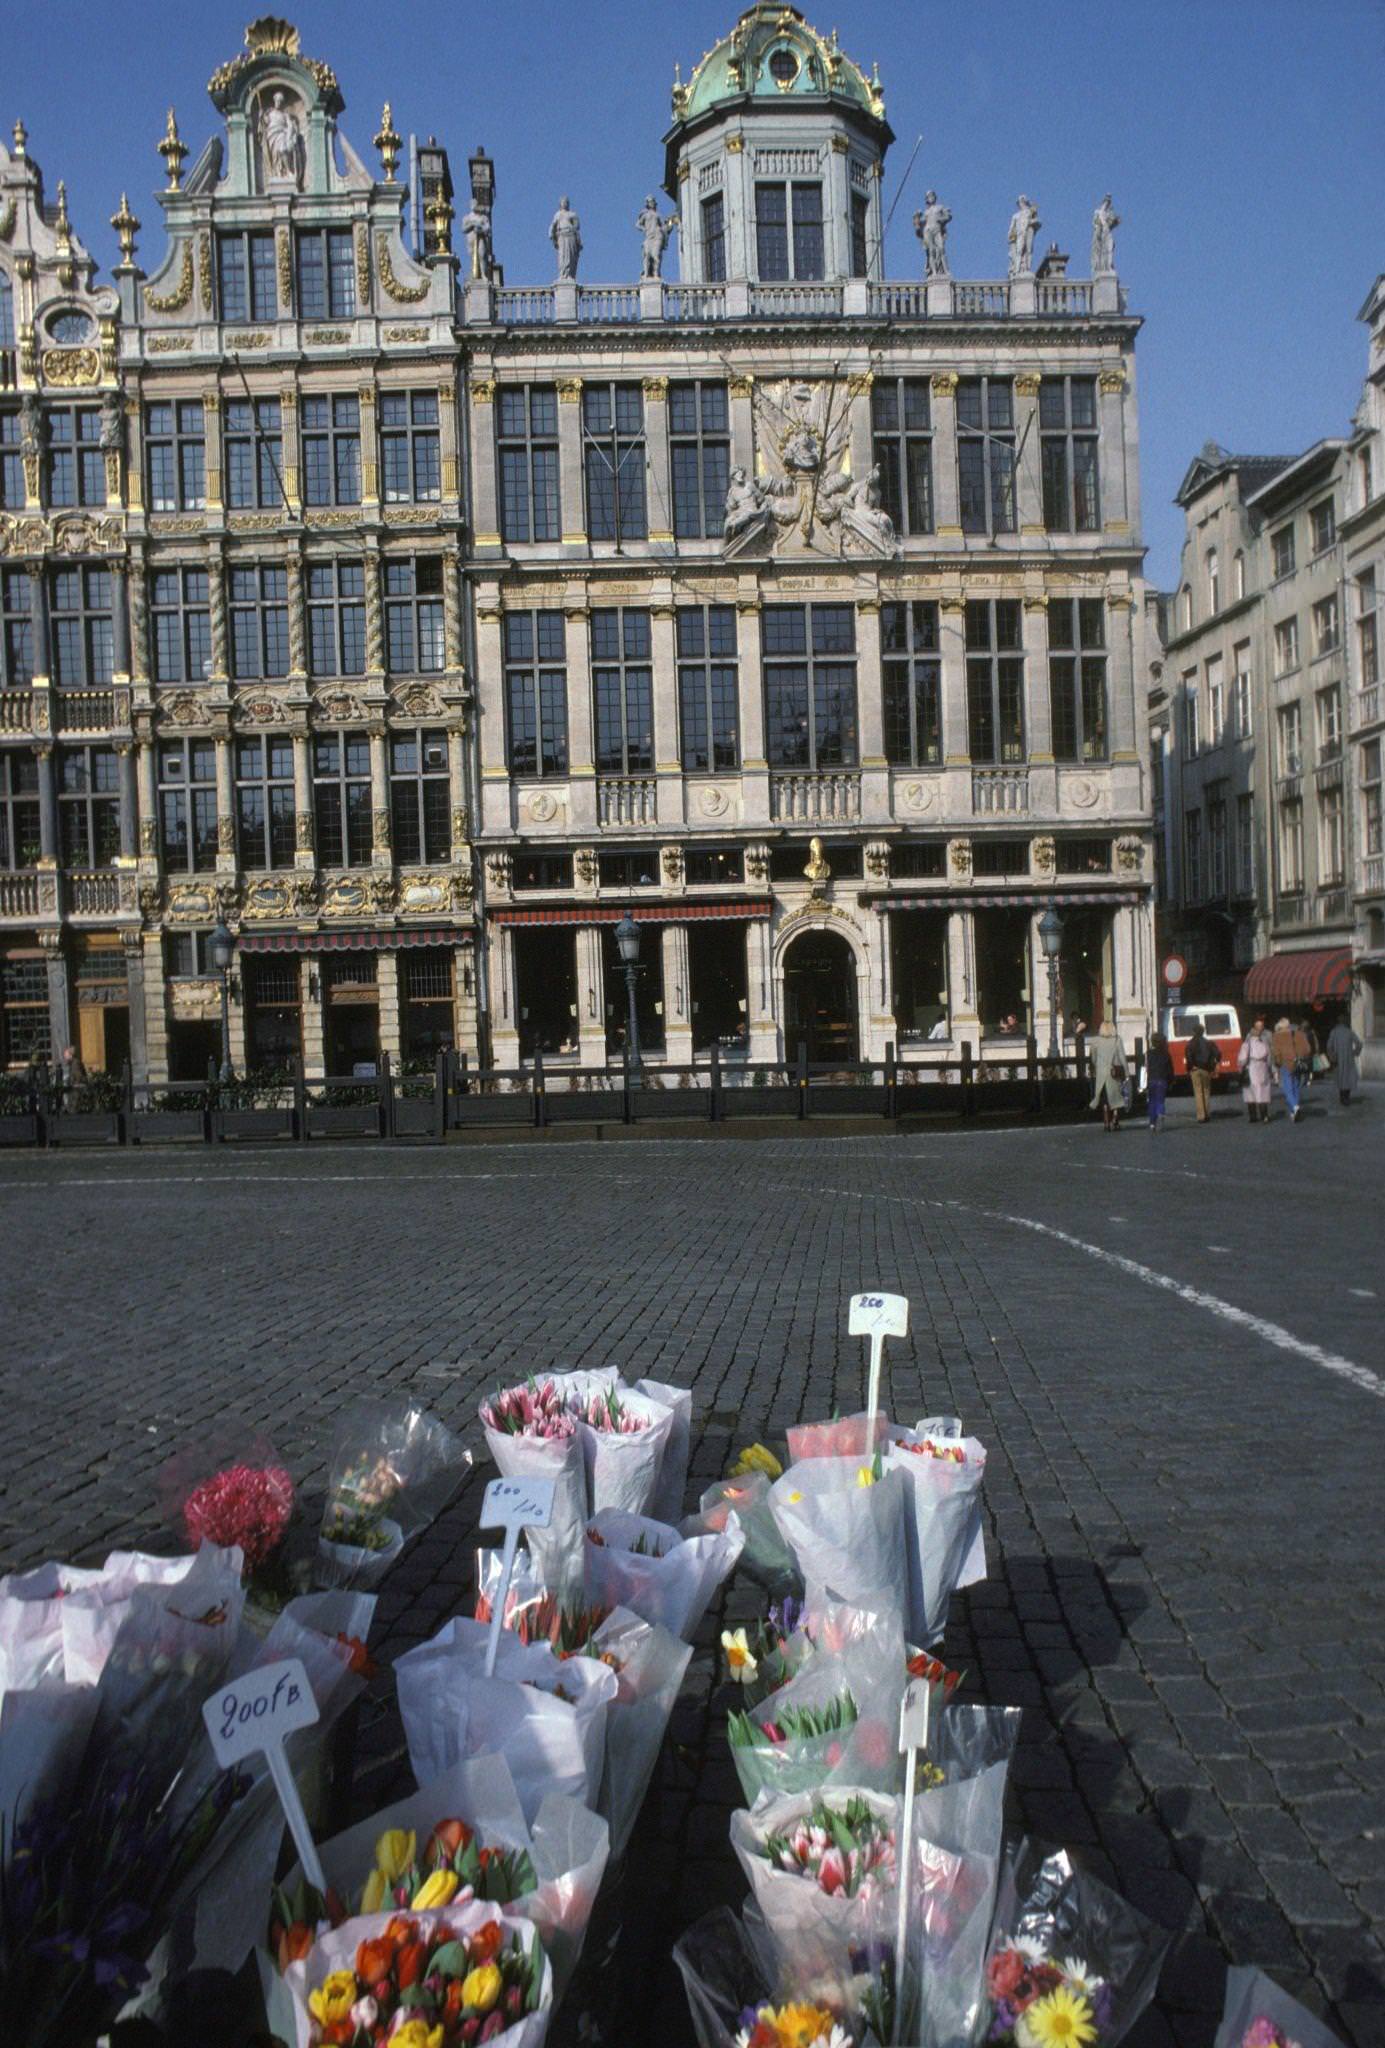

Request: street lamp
left=208, top=920, right=236, bottom=1084
left=1038, top=905, right=1064, bottom=1062
left=613, top=909, right=642, bottom=1080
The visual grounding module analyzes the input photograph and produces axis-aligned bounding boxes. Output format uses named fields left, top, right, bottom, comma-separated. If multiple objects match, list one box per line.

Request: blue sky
left=8, top=0, right=1383, bottom=583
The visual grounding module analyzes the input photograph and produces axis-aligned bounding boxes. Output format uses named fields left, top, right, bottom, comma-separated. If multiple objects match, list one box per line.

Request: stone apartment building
left=1153, top=278, right=1385, bottom=1069
left=1, top=6, right=1159, bottom=1082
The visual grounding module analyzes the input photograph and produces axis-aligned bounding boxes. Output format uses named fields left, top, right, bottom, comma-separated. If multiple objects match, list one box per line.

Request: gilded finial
left=671, top=64, right=688, bottom=119
left=11, top=118, right=27, bottom=159
left=158, top=107, right=187, bottom=191
left=374, top=102, right=401, bottom=183
left=425, top=190, right=454, bottom=256
left=111, top=192, right=141, bottom=265
left=55, top=180, right=70, bottom=233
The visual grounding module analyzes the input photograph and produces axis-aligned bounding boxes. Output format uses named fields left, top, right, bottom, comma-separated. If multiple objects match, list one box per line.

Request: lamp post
left=208, top=920, right=236, bottom=1084
left=613, top=909, right=642, bottom=1080
left=1038, top=906, right=1064, bottom=1061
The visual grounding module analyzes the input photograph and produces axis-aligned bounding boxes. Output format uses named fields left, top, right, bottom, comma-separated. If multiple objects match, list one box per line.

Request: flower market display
left=0, top=1343, right=1356, bottom=2047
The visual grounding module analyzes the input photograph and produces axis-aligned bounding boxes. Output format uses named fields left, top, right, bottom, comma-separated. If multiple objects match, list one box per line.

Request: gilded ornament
left=556, top=379, right=583, bottom=403
left=376, top=234, right=430, bottom=304
left=355, top=221, right=371, bottom=306
left=450, top=805, right=468, bottom=846
left=306, top=329, right=351, bottom=346
left=148, top=335, right=194, bottom=353
left=110, top=193, right=140, bottom=264
left=226, top=332, right=271, bottom=349
left=145, top=241, right=194, bottom=313
left=471, top=379, right=497, bottom=403
left=374, top=104, right=402, bottom=183
left=846, top=373, right=873, bottom=398
left=1031, top=835, right=1056, bottom=875
left=728, top=374, right=754, bottom=399
left=1115, top=836, right=1143, bottom=873
left=1098, top=369, right=1127, bottom=394
left=41, top=348, right=100, bottom=387
left=642, top=376, right=669, bottom=400
left=1013, top=372, right=1042, bottom=397
left=949, top=838, right=973, bottom=877
left=384, top=325, right=429, bottom=344
left=930, top=372, right=959, bottom=398
left=276, top=226, right=292, bottom=312
left=198, top=231, right=212, bottom=312
left=157, top=108, right=187, bottom=191
left=726, top=135, right=745, bottom=154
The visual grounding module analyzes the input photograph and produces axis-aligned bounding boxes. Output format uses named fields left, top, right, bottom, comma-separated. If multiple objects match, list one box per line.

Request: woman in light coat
left=1326, top=1019, right=1363, bottom=1106
left=1237, top=1016, right=1275, bottom=1123
left=1087, top=1023, right=1129, bottom=1132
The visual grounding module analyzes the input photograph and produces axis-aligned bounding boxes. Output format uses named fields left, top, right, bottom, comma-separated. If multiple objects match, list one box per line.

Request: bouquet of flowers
left=1214, top=1968, right=1345, bottom=2048
left=567, top=1377, right=676, bottom=1519
left=786, top=1412, right=892, bottom=1464
left=280, top=1900, right=551, bottom=2048
left=727, top=1605, right=906, bottom=1805
left=687, top=1473, right=797, bottom=1585
left=769, top=1460, right=910, bottom=1624
left=880, top=1424, right=987, bottom=1647
left=480, top=1378, right=588, bottom=1593
left=981, top=1845, right=1169, bottom=2048
left=632, top=1375, right=693, bottom=1523
left=317, top=1398, right=469, bottom=1591
left=158, top=1432, right=301, bottom=1611
left=721, top=1594, right=810, bottom=1707
left=673, top=1905, right=870, bottom=2048
left=583, top=1507, right=744, bottom=1640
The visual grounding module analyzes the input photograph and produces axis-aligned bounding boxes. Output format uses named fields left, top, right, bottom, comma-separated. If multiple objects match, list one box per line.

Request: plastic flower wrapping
left=981, top=1846, right=1170, bottom=2048
left=583, top=1506, right=745, bottom=1640
left=316, top=1399, right=470, bottom=1591
left=1213, top=1967, right=1346, bottom=2048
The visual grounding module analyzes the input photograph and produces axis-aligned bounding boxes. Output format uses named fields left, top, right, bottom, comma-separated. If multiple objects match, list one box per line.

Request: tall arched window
left=1234, top=549, right=1246, bottom=601
left=1206, top=547, right=1219, bottom=616
left=0, top=270, right=15, bottom=351
left=1180, top=584, right=1192, bottom=633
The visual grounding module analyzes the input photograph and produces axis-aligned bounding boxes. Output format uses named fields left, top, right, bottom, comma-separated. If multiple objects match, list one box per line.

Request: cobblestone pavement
left=1, top=1084, right=1383, bottom=2047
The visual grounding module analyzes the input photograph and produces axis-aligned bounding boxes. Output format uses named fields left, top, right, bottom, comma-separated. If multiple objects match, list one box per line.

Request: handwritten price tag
left=203, top=1657, right=325, bottom=1891
left=481, top=1476, right=556, bottom=1533
left=849, top=1292, right=909, bottom=1338
left=898, top=1676, right=934, bottom=1755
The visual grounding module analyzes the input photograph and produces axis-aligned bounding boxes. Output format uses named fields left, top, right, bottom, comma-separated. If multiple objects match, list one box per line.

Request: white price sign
left=898, top=1676, right=934, bottom=1755
left=479, top=1475, right=556, bottom=1677
left=202, top=1657, right=325, bottom=1891
left=849, top=1291, right=909, bottom=1425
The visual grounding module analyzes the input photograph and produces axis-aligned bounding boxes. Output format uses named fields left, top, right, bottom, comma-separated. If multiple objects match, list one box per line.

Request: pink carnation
left=182, top=1461, right=293, bottom=1568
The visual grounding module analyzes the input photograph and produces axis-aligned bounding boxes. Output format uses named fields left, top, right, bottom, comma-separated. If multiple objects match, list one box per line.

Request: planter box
left=720, top=1086, right=799, bottom=1118
left=392, top=1098, right=439, bottom=1137
left=0, top=1113, right=40, bottom=1146
left=808, top=1084, right=885, bottom=1116
left=630, top=1089, right=708, bottom=1119
left=50, top=1111, right=123, bottom=1146
left=451, top=1094, right=536, bottom=1127
left=306, top=1105, right=381, bottom=1138
left=216, top=1107, right=297, bottom=1141
left=546, top=1090, right=622, bottom=1123
left=131, top=1109, right=208, bottom=1144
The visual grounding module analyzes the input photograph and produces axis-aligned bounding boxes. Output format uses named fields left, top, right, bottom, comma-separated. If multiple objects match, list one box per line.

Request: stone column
left=1099, top=368, right=1130, bottom=534
left=111, top=565, right=132, bottom=681
left=214, top=735, right=236, bottom=873
left=128, top=545, right=149, bottom=683
left=725, top=132, right=751, bottom=280
left=202, top=392, right=223, bottom=518
left=363, top=547, right=384, bottom=676
left=453, top=942, right=478, bottom=1064
left=369, top=727, right=391, bottom=865
left=662, top=921, right=693, bottom=1062
left=939, top=596, right=968, bottom=765
left=141, top=930, right=168, bottom=1082
left=359, top=387, right=378, bottom=514
left=1023, top=595, right=1053, bottom=760
left=930, top=373, right=961, bottom=539
left=280, top=389, right=301, bottom=516
left=748, top=916, right=777, bottom=1061
left=826, top=136, right=853, bottom=282
left=643, top=377, right=673, bottom=544
left=43, top=934, right=71, bottom=1059
left=292, top=730, right=314, bottom=871
left=863, top=910, right=893, bottom=1064
left=207, top=551, right=229, bottom=683
left=469, top=381, right=501, bottom=546
left=847, top=371, right=874, bottom=482
left=737, top=599, right=769, bottom=829
left=856, top=598, right=887, bottom=818
left=29, top=567, right=50, bottom=683
left=285, top=547, right=307, bottom=683
left=35, top=743, right=58, bottom=860
left=300, top=956, right=326, bottom=1079
left=1107, top=594, right=1138, bottom=762
left=1013, top=373, right=1044, bottom=537
left=651, top=602, right=680, bottom=826
left=728, top=373, right=755, bottom=480
left=447, top=725, right=469, bottom=859
left=377, top=951, right=401, bottom=1064
left=556, top=379, right=585, bottom=546
left=488, top=925, right=520, bottom=1065
left=948, top=909, right=978, bottom=1053
left=565, top=605, right=596, bottom=831
left=116, top=742, right=139, bottom=859
left=474, top=600, right=509, bottom=836
left=124, top=399, right=145, bottom=516
left=123, top=931, right=149, bottom=1083
left=576, top=922, right=607, bottom=1065
left=438, top=382, right=460, bottom=505
left=136, top=739, right=158, bottom=863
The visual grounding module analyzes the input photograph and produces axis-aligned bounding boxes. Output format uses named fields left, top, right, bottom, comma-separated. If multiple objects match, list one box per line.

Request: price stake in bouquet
left=479, top=1475, right=555, bottom=1677
left=893, top=1674, right=933, bottom=2046
left=202, top=1656, right=325, bottom=1892
left=849, top=1291, right=909, bottom=1434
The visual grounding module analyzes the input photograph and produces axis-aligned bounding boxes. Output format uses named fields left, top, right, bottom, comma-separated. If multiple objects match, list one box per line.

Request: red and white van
left=1163, top=1003, right=1242, bottom=1081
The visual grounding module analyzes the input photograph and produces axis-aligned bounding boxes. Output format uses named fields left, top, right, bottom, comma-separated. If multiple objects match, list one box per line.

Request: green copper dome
left=672, top=5, right=886, bottom=127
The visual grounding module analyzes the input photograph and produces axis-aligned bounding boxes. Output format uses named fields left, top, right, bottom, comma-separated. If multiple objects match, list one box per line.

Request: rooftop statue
left=1091, top=193, right=1120, bottom=276
left=462, top=201, right=493, bottom=281
left=637, top=196, right=679, bottom=280
left=912, top=190, right=951, bottom=279
left=260, top=91, right=303, bottom=186
left=1007, top=193, right=1040, bottom=278
left=550, top=195, right=582, bottom=281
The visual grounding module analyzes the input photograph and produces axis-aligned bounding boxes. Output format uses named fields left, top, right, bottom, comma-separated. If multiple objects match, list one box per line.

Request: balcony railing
left=954, top=282, right=1010, bottom=318
left=0, top=872, right=40, bottom=917
left=0, top=689, right=30, bottom=735
left=749, top=283, right=843, bottom=320
left=661, top=283, right=727, bottom=322
left=578, top=286, right=641, bottom=324
left=1362, top=853, right=1384, bottom=895
left=972, top=768, right=1030, bottom=815
left=471, top=273, right=1120, bottom=330
left=57, top=688, right=117, bottom=733
left=1037, top=280, right=1093, bottom=316
left=1355, top=685, right=1381, bottom=731
left=597, top=776, right=657, bottom=827
left=68, top=871, right=122, bottom=915
left=494, top=288, right=555, bottom=326
left=770, top=771, right=860, bottom=823
left=868, top=282, right=927, bottom=319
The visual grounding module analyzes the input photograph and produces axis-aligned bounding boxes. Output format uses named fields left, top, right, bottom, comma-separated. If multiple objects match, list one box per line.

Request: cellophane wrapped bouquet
left=317, top=1398, right=471, bottom=1590
left=1213, top=1968, right=1345, bottom=2048
left=980, top=1844, right=1170, bottom=2047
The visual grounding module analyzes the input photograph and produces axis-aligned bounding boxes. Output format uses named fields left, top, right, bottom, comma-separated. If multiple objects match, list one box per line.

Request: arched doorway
left=782, top=928, right=858, bottom=1063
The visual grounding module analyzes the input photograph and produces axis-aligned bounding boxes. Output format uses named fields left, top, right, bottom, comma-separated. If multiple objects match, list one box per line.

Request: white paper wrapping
left=769, top=1458, right=910, bottom=1622
left=881, top=1430, right=987, bottom=1646
left=583, top=1508, right=744, bottom=1641
left=731, top=1786, right=898, bottom=2017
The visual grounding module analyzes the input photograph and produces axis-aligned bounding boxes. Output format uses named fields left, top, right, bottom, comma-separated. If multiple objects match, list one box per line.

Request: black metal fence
left=0, top=1038, right=1131, bottom=1147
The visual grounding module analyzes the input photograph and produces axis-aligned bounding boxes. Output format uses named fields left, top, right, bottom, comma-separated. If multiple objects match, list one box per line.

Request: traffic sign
left=1162, top=954, right=1187, bottom=988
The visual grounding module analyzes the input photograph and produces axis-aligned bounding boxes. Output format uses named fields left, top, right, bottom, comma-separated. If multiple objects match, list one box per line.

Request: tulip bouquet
left=317, top=1400, right=469, bottom=1593
left=769, top=1460, right=911, bottom=1623
left=480, top=1379, right=588, bottom=1593
left=284, top=1901, right=551, bottom=2048
left=1214, top=1969, right=1346, bottom=2048
left=785, top=1412, right=892, bottom=1464
left=980, top=1847, right=1169, bottom=2048
left=879, top=1425, right=987, bottom=1647
left=583, top=1507, right=745, bottom=1640
left=687, top=1472, right=797, bottom=1585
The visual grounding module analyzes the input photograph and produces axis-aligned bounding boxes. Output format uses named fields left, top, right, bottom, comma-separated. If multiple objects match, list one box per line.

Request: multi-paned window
left=754, top=182, right=824, bottom=281
left=313, top=730, right=372, bottom=867
left=1206, top=548, right=1220, bottom=617
left=1312, top=594, right=1339, bottom=658
left=676, top=605, right=738, bottom=772
left=0, top=751, right=41, bottom=868
left=591, top=608, right=654, bottom=774
left=871, top=380, right=933, bottom=535
left=956, top=377, right=1015, bottom=535
left=235, top=735, right=295, bottom=870
left=49, top=567, right=113, bottom=686
left=1278, top=796, right=1304, bottom=892
left=380, top=391, right=442, bottom=503
left=384, top=556, right=445, bottom=673
left=849, top=192, right=870, bottom=277
left=497, top=386, right=559, bottom=542
left=1235, top=792, right=1256, bottom=895
left=1362, top=739, right=1383, bottom=859
left=145, top=400, right=205, bottom=512
left=882, top=600, right=941, bottom=767
left=1316, top=684, right=1342, bottom=761
left=1271, top=524, right=1295, bottom=580
left=216, top=229, right=276, bottom=323
left=1277, top=702, right=1302, bottom=777
left=224, top=398, right=283, bottom=510
left=1208, top=789, right=1228, bottom=897
left=763, top=604, right=857, bottom=768
left=0, top=411, right=23, bottom=508
left=583, top=384, right=646, bottom=541
left=1182, top=674, right=1199, bottom=759
left=1039, top=377, right=1099, bottom=532
left=965, top=599, right=1024, bottom=763
left=1183, top=810, right=1203, bottom=901
left=0, top=956, right=51, bottom=1063
left=1359, top=568, right=1379, bottom=688
left=1205, top=653, right=1224, bottom=745
left=295, top=227, right=355, bottom=320
left=158, top=739, right=217, bottom=873
left=229, top=565, right=289, bottom=680
left=1310, top=498, right=1336, bottom=556
left=1319, top=783, right=1345, bottom=884
left=685, top=845, right=744, bottom=885
left=1274, top=616, right=1299, bottom=674
left=1233, top=641, right=1253, bottom=738
left=700, top=193, right=726, bottom=282
left=58, top=744, right=120, bottom=867
left=150, top=567, right=212, bottom=684
left=669, top=382, right=729, bottom=540
left=388, top=728, right=450, bottom=864
left=45, top=407, right=105, bottom=508
left=1, top=570, right=33, bottom=687
left=503, top=611, right=569, bottom=777
left=1047, top=598, right=1107, bottom=762
left=301, top=394, right=361, bottom=506
left=0, top=272, right=13, bottom=350
left=307, top=560, right=366, bottom=677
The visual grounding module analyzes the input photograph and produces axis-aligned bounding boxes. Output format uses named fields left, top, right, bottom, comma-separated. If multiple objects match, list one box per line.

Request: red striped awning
left=1243, top=947, right=1353, bottom=1005
left=237, top=928, right=467, bottom=953
left=490, top=899, right=772, bottom=926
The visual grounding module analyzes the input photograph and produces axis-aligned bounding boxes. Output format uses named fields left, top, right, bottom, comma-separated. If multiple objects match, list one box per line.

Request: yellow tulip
left=307, top=1969, right=356, bottom=2027
left=856, top=1465, right=875, bottom=1487
left=374, top=1827, right=416, bottom=1883
left=461, top=1961, right=503, bottom=2013
left=391, top=2023, right=445, bottom=2048
left=359, top=1865, right=387, bottom=1914
left=731, top=1442, right=783, bottom=1480
left=410, top=1867, right=460, bottom=1910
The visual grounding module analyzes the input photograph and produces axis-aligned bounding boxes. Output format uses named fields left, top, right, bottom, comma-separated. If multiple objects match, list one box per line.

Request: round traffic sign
left=1162, top=954, right=1187, bottom=987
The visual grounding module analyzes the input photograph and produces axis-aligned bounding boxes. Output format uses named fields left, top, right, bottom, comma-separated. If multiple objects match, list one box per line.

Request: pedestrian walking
left=1272, top=1016, right=1312, bottom=1122
left=1088, top=1020, right=1129, bottom=1132
left=60, top=1044, right=88, bottom=1111
left=1325, top=1018, right=1363, bottom=1106
left=1145, top=1030, right=1173, bottom=1132
left=1237, top=1016, right=1275, bottom=1123
left=1185, top=1020, right=1220, bottom=1124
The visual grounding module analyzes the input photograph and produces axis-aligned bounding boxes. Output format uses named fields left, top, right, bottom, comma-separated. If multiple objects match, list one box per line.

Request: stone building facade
left=1, top=6, right=1159, bottom=1081
left=1153, top=279, right=1385, bottom=1069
